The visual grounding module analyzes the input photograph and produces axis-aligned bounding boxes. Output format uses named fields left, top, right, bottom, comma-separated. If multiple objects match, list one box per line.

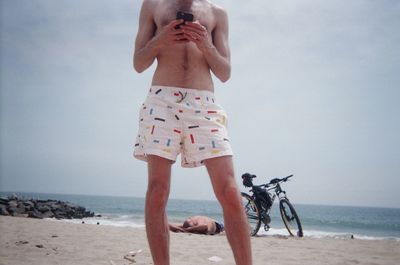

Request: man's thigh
left=204, top=155, right=236, bottom=189
left=147, top=155, right=174, bottom=187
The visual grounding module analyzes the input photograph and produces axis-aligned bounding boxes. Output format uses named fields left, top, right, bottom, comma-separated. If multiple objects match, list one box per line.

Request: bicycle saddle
left=241, top=173, right=256, bottom=187
left=241, top=173, right=256, bottom=179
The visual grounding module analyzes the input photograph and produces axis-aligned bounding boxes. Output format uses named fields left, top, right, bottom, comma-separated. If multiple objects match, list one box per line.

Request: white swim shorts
left=133, top=86, right=233, bottom=168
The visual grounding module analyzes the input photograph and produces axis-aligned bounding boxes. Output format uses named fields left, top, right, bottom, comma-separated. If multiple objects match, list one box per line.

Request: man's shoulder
left=142, top=0, right=159, bottom=9
left=208, top=1, right=228, bottom=23
left=209, top=1, right=227, bottom=15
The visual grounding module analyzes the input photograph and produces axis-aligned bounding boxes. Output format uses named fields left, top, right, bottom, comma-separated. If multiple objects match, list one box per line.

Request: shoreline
left=1, top=216, right=399, bottom=265
left=48, top=215, right=400, bottom=242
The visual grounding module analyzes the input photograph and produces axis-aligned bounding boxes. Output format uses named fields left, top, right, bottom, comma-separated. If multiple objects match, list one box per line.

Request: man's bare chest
left=154, top=0, right=215, bottom=32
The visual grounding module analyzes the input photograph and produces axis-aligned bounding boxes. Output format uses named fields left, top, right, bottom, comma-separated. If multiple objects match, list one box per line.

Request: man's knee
left=146, top=155, right=172, bottom=208
left=146, top=182, right=170, bottom=208
left=216, top=184, right=242, bottom=209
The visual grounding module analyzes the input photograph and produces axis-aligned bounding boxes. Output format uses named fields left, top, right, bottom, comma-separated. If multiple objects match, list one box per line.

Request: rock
left=8, top=200, right=18, bottom=208
left=65, top=202, right=79, bottom=209
left=0, top=195, right=98, bottom=220
left=8, top=206, right=26, bottom=215
left=0, top=205, right=9, bottom=216
left=48, top=202, right=61, bottom=211
left=42, top=210, right=54, bottom=218
left=28, top=209, right=44, bottom=219
left=23, top=201, right=34, bottom=208
left=7, top=207, right=18, bottom=214
left=17, top=205, right=27, bottom=214
left=85, top=210, right=95, bottom=217
left=38, top=205, right=51, bottom=213
left=54, top=210, right=67, bottom=219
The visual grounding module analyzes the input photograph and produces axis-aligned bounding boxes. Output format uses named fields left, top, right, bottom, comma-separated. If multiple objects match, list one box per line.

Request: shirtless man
left=169, top=216, right=225, bottom=235
left=133, top=0, right=252, bottom=264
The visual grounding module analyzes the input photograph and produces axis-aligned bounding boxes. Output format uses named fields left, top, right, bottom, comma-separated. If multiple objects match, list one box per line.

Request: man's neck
left=177, top=0, right=194, bottom=11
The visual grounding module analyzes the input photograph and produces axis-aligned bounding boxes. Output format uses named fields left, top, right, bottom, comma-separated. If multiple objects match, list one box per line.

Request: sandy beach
left=0, top=216, right=399, bottom=265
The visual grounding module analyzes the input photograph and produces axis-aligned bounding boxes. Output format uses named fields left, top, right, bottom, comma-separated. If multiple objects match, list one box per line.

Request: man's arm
left=133, top=0, right=157, bottom=73
left=169, top=223, right=186, bottom=233
left=133, top=0, right=187, bottom=73
left=185, top=224, right=209, bottom=234
left=181, top=7, right=231, bottom=82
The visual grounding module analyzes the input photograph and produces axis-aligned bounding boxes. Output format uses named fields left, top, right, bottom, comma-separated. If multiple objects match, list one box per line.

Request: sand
left=0, top=216, right=399, bottom=265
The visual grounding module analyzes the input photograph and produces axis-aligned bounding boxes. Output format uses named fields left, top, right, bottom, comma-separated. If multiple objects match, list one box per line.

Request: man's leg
left=145, top=155, right=173, bottom=265
left=205, top=156, right=252, bottom=265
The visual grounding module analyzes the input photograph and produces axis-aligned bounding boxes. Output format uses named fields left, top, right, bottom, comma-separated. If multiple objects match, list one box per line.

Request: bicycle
left=241, top=173, right=303, bottom=237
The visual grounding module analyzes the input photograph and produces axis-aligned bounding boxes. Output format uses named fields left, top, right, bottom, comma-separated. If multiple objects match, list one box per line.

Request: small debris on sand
left=15, top=240, right=29, bottom=245
left=123, top=255, right=136, bottom=262
left=208, top=256, right=223, bottom=262
left=124, top=249, right=142, bottom=263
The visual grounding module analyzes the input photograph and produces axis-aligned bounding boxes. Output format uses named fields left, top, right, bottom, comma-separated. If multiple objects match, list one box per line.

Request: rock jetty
left=0, top=194, right=97, bottom=219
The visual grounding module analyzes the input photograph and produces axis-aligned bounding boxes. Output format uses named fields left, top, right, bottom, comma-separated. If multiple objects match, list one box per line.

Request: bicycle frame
left=270, top=182, right=288, bottom=201
left=252, top=182, right=289, bottom=228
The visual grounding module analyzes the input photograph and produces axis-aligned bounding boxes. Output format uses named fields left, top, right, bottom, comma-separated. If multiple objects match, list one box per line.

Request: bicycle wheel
left=279, top=198, right=303, bottom=237
left=241, top=192, right=261, bottom=236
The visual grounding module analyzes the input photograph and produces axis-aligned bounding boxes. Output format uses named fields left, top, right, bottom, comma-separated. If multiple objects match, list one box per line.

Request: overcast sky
left=1, top=0, right=399, bottom=208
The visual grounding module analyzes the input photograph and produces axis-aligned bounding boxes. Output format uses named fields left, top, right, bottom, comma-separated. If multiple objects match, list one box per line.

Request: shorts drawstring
left=177, top=91, right=187, bottom=103
left=149, top=86, right=215, bottom=104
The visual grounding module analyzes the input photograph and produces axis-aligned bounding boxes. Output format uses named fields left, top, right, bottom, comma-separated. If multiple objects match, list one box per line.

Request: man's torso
left=150, top=0, right=217, bottom=90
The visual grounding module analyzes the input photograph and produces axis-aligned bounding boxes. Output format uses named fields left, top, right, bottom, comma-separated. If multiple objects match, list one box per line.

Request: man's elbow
left=221, top=73, right=231, bottom=83
left=219, top=69, right=231, bottom=83
left=133, top=61, right=145, bottom=73
left=134, top=65, right=145, bottom=73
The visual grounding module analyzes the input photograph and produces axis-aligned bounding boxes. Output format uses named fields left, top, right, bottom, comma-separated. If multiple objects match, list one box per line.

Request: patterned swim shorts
left=133, top=86, right=233, bottom=168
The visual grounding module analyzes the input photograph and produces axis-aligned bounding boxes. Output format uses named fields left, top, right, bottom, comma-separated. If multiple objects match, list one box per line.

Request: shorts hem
left=134, top=148, right=177, bottom=163
left=182, top=150, right=234, bottom=168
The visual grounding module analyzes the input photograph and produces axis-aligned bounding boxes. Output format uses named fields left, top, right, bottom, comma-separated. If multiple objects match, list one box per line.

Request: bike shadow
left=253, top=234, right=291, bottom=239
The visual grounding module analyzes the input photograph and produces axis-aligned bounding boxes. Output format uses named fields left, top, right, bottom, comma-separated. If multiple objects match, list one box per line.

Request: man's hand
left=153, top=19, right=189, bottom=49
left=181, top=21, right=214, bottom=52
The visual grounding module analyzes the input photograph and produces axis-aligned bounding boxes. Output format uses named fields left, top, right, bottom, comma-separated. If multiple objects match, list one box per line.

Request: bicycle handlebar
left=242, top=173, right=294, bottom=189
left=261, top=174, right=294, bottom=188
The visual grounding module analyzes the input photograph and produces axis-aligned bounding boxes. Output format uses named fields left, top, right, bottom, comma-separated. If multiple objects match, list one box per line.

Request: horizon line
left=1, top=190, right=399, bottom=210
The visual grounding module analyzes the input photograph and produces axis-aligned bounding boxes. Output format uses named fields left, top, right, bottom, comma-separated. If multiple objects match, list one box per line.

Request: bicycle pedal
left=264, top=225, right=270, bottom=232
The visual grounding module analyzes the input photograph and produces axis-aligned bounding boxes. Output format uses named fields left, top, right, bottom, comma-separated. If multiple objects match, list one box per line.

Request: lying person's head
left=183, top=218, right=194, bottom=228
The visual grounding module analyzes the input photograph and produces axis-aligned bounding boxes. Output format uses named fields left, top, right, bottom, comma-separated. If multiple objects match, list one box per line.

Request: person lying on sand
left=169, top=216, right=224, bottom=235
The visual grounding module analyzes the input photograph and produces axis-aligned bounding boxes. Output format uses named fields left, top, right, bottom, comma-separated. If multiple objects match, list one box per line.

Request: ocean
left=1, top=192, right=399, bottom=241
